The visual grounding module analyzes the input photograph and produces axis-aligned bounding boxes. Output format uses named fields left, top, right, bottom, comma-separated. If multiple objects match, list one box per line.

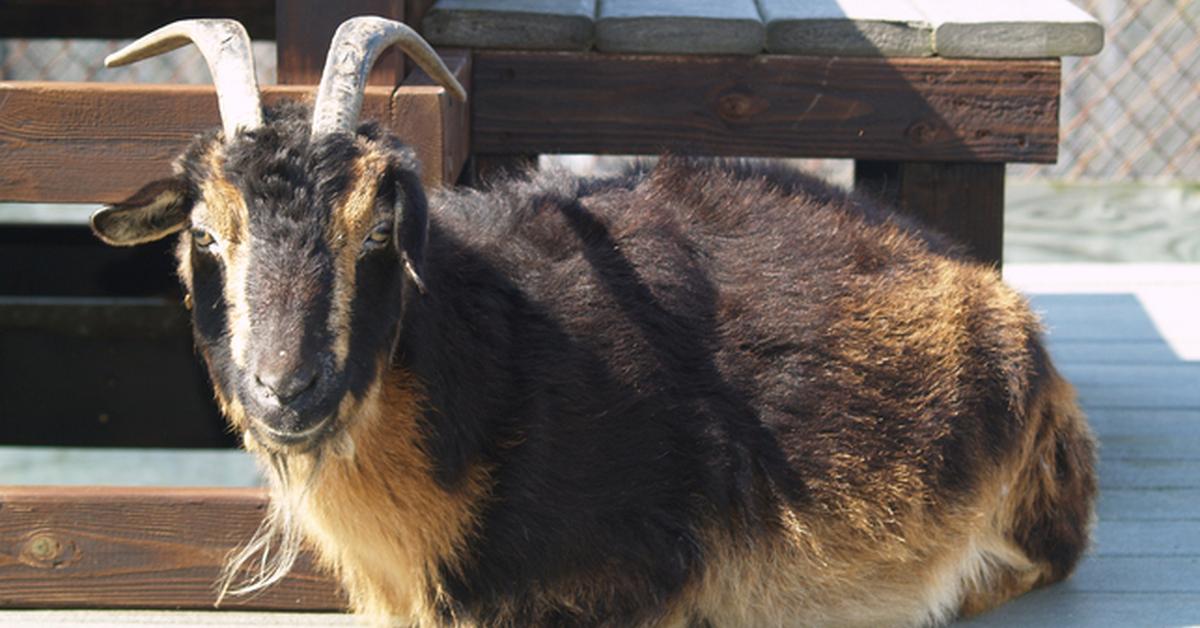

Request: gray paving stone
left=760, top=0, right=933, bottom=57
left=596, top=0, right=765, bottom=55
left=915, top=0, right=1104, bottom=58
left=422, top=0, right=596, bottom=51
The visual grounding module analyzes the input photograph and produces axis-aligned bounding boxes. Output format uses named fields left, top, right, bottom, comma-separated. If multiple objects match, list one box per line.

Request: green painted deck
left=1, top=263, right=1197, bottom=626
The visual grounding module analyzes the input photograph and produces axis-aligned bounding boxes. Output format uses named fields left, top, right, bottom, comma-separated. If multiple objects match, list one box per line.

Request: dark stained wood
left=405, top=0, right=437, bottom=31
left=391, top=49, right=472, bottom=188
left=0, top=487, right=344, bottom=610
left=471, top=51, right=1060, bottom=163
left=0, top=0, right=276, bottom=39
left=276, top=0, right=405, bottom=86
left=855, top=160, right=1005, bottom=266
left=0, top=80, right=457, bottom=203
left=0, top=296, right=231, bottom=449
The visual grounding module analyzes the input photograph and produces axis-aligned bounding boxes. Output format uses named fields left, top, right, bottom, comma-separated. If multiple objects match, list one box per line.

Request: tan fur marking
left=279, top=366, right=490, bottom=625
left=188, top=144, right=255, bottom=369
left=327, top=145, right=389, bottom=369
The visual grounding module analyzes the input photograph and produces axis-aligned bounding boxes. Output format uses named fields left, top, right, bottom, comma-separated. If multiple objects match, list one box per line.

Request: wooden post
left=854, top=161, right=1006, bottom=268
left=404, top=0, right=437, bottom=31
left=276, top=0, right=406, bottom=86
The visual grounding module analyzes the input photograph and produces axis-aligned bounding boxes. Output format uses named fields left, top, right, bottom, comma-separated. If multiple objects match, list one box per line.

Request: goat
left=90, top=17, right=1097, bottom=627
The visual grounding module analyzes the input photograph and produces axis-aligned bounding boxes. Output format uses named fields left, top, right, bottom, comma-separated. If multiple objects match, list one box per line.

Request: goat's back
left=398, top=158, right=1095, bottom=626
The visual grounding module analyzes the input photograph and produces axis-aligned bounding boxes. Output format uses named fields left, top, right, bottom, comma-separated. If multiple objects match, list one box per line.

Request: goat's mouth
left=248, top=414, right=335, bottom=452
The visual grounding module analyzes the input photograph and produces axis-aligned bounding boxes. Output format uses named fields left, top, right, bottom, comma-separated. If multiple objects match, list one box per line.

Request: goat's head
left=90, top=17, right=465, bottom=454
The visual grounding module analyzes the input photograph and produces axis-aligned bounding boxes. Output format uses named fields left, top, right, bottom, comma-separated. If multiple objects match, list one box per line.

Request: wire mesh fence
left=0, top=0, right=1196, bottom=182
left=0, top=39, right=277, bottom=85
left=1010, top=0, right=1199, bottom=183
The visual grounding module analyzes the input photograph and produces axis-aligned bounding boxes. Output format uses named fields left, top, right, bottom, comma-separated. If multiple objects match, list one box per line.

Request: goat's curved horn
left=106, top=19, right=263, bottom=139
left=311, top=16, right=466, bottom=137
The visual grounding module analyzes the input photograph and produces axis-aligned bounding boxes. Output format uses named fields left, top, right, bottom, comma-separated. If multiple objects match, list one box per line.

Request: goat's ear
left=393, top=168, right=429, bottom=293
left=91, top=177, right=193, bottom=246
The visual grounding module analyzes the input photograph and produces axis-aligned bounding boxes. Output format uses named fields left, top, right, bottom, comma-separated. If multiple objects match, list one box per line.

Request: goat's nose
left=253, top=362, right=319, bottom=405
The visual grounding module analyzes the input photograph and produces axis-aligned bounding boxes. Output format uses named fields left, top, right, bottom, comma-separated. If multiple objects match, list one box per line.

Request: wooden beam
left=855, top=160, right=1006, bottom=267
left=392, top=49, right=472, bottom=188
left=0, top=486, right=343, bottom=610
left=0, top=72, right=466, bottom=203
left=404, top=0, right=438, bottom=31
left=471, top=51, right=1060, bottom=163
left=276, top=0, right=405, bottom=86
left=0, top=0, right=276, bottom=39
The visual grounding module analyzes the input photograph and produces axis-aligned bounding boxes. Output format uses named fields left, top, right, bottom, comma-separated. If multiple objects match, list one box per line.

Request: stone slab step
left=422, top=0, right=596, bottom=50
left=760, top=0, right=933, bottom=57
left=915, top=0, right=1104, bottom=58
left=595, top=0, right=764, bottom=54
left=422, top=0, right=1103, bottom=58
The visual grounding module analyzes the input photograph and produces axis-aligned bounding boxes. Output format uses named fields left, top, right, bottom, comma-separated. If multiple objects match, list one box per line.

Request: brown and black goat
left=90, top=16, right=1097, bottom=627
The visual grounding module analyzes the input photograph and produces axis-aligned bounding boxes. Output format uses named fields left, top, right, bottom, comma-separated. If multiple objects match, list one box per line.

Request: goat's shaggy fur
left=93, top=105, right=1097, bottom=627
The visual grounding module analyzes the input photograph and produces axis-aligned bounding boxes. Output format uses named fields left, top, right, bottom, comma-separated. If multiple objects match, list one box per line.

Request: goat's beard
left=215, top=448, right=324, bottom=605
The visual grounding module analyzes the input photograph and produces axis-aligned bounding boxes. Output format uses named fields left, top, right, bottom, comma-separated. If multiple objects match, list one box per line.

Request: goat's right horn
left=106, top=19, right=264, bottom=139
left=311, top=16, right=467, bottom=138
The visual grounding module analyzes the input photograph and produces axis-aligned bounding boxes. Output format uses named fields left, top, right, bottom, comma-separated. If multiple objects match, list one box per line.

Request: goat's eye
left=191, top=227, right=216, bottom=249
left=364, top=223, right=392, bottom=249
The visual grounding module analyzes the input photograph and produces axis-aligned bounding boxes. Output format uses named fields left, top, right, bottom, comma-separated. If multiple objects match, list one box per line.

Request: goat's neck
left=287, top=367, right=490, bottom=620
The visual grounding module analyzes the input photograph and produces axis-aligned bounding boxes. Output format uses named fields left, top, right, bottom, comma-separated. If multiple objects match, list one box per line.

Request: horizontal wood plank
left=1097, top=489, right=1200, bottom=521
left=1098, top=458, right=1200, bottom=490
left=1093, top=520, right=1200, bottom=557
left=471, top=51, right=1060, bottom=162
left=1071, top=556, right=1200, bottom=593
left=0, top=487, right=343, bottom=610
left=0, top=55, right=468, bottom=203
left=1046, top=339, right=1182, bottom=365
left=963, top=590, right=1200, bottom=627
left=0, top=84, right=380, bottom=204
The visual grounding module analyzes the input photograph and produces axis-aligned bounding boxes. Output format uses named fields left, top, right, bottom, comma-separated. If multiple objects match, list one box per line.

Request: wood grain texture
left=0, top=487, right=343, bottom=610
left=0, top=80, right=455, bottom=203
left=276, top=0, right=406, bottom=86
left=0, top=0, right=276, bottom=39
left=422, top=0, right=596, bottom=51
left=391, top=49, right=472, bottom=188
left=855, top=160, right=1005, bottom=266
left=470, top=51, right=1060, bottom=163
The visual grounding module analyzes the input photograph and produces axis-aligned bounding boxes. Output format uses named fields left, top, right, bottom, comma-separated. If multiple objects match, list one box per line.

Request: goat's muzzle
left=242, top=358, right=340, bottom=452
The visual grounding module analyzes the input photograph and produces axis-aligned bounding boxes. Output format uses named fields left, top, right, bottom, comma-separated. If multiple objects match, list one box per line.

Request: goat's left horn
left=106, top=19, right=263, bottom=139
left=311, top=16, right=467, bottom=137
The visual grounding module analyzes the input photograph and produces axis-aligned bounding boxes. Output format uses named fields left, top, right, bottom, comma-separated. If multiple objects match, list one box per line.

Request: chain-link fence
left=1, top=1, right=1196, bottom=182
left=0, top=39, right=276, bottom=85
left=1011, top=0, right=1199, bottom=183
